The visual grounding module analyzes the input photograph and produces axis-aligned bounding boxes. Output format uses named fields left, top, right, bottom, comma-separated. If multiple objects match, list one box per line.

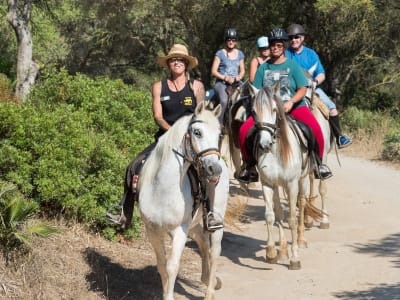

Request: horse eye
left=193, top=128, right=202, bottom=138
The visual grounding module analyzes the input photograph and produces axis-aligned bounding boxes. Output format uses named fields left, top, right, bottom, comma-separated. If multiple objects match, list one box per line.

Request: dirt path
left=212, top=154, right=400, bottom=300
left=4, top=154, right=399, bottom=300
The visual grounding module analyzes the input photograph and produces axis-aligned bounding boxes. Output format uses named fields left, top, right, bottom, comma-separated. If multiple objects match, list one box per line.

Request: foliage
left=0, top=70, right=156, bottom=237
left=382, top=129, right=400, bottom=161
left=0, top=182, right=59, bottom=264
left=0, top=73, right=16, bottom=102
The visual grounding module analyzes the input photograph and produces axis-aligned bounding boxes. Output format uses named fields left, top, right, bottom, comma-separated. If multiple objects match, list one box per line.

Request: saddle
left=243, top=115, right=321, bottom=172
left=125, top=148, right=208, bottom=219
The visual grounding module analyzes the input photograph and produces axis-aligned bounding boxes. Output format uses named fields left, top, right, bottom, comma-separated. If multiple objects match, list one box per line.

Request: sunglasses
left=226, top=38, right=237, bottom=42
left=258, top=47, right=269, bottom=51
left=289, top=35, right=302, bottom=40
left=270, top=43, right=284, bottom=49
left=168, top=57, right=186, bottom=63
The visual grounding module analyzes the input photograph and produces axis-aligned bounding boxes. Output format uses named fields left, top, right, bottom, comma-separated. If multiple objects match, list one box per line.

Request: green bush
left=382, top=129, right=400, bottom=161
left=0, top=70, right=156, bottom=237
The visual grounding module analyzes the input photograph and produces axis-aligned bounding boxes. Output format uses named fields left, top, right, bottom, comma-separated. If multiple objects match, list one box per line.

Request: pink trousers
left=239, top=106, right=324, bottom=161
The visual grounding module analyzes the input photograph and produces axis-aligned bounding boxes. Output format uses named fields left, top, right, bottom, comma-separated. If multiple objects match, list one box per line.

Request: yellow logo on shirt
left=183, top=97, right=193, bottom=106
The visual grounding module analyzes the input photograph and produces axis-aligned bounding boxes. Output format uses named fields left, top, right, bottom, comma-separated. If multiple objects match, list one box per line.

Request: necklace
left=172, top=79, right=181, bottom=92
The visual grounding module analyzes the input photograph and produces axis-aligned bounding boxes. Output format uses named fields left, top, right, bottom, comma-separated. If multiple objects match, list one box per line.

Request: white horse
left=250, top=85, right=311, bottom=270
left=305, top=89, right=333, bottom=229
left=299, top=68, right=333, bottom=229
left=138, top=102, right=229, bottom=300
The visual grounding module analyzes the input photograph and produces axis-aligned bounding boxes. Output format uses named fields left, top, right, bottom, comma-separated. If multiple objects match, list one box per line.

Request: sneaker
left=338, top=135, right=352, bottom=149
left=316, top=164, right=333, bottom=180
left=206, top=211, right=224, bottom=231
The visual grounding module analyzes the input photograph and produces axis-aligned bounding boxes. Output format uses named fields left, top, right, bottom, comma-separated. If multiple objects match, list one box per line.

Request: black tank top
left=156, top=78, right=196, bottom=138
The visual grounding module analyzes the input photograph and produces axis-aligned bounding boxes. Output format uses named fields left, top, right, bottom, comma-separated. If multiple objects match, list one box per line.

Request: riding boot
left=329, top=115, right=341, bottom=142
left=237, top=162, right=258, bottom=183
left=329, top=115, right=352, bottom=148
left=106, top=186, right=135, bottom=230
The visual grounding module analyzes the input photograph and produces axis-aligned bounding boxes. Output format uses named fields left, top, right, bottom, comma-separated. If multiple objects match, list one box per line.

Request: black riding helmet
left=287, top=24, right=305, bottom=36
left=268, top=28, right=289, bottom=43
left=224, top=28, right=238, bottom=41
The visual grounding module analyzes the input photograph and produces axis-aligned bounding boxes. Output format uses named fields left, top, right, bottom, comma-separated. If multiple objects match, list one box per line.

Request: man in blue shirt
left=285, top=24, right=352, bottom=149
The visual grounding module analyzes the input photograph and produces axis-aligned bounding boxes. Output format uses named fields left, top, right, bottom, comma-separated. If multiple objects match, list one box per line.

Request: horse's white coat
left=253, top=87, right=309, bottom=269
left=138, top=102, right=229, bottom=300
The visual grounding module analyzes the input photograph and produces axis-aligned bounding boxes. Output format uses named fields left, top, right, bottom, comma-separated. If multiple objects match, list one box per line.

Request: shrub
left=382, top=129, right=400, bottom=161
left=0, top=70, right=156, bottom=237
left=0, top=182, right=59, bottom=264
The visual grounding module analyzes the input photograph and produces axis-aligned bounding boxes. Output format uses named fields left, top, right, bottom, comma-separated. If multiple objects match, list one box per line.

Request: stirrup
left=205, top=211, right=224, bottom=232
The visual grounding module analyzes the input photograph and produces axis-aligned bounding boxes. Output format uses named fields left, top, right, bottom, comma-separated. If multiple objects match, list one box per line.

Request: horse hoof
left=289, top=260, right=301, bottom=270
left=277, top=249, right=289, bottom=261
left=320, top=222, right=330, bottom=229
left=215, top=276, right=222, bottom=290
left=298, top=239, right=308, bottom=249
left=266, top=255, right=279, bottom=264
left=304, top=221, right=314, bottom=229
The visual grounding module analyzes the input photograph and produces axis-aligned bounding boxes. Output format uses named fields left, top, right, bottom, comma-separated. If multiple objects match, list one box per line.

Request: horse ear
left=213, top=104, right=222, bottom=118
left=195, top=101, right=206, bottom=115
left=248, top=83, right=259, bottom=98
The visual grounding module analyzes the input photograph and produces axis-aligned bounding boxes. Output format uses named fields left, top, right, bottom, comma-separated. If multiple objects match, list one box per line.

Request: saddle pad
left=312, top=94, right=330, bottom=119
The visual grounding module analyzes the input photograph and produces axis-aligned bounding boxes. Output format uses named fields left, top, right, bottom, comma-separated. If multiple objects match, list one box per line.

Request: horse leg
left=164, top=226, right=188, bottom=300
left=231, top=146, right=249, bottom=193
left=287, top=181, right=301, bottom=270
left=262, top=184, right=278, bottom=263
left=205, top=227, right=224, bottom=300
left=319, top=179, right=330, bottom=229
left=189, top=224, right=210, bottom=285
left=273, top=187, right=289, bottom=261
left=305, top=175, right=317, bottom=228
left=145, top=225, right=169, bottom=296
left=297, top=177, right=308, bottom=249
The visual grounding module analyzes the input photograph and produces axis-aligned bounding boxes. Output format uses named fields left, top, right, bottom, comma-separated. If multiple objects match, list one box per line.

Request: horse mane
left=141, top=114, right=192, bottom=183
left=141, top=106, right=220, bottom=183
left=257, top=87, right=292, bottom=166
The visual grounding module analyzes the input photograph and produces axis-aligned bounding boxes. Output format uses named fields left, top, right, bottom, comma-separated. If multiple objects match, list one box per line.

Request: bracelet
left=313, top=79, right=318, bottom=85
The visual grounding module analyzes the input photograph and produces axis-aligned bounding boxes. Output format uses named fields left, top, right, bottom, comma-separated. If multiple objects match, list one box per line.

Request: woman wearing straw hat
left=106, top=44, right=210, bottom=229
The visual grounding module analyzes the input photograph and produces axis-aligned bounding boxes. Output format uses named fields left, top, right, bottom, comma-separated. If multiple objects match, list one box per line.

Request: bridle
left=251, top=105, right=279, bottom=157
left=174, top=115, right=221, bottom=180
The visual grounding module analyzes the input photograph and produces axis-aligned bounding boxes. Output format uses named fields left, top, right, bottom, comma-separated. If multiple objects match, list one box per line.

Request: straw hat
left=157, top=44, right=198, bottom=70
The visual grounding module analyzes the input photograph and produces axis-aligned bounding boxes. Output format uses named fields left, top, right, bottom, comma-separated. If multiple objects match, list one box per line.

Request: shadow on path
left=84, top=247, right=203, bottom=300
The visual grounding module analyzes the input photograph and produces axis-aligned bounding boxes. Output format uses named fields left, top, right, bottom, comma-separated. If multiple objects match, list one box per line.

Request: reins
left=173, top=116, right=221, bottom=180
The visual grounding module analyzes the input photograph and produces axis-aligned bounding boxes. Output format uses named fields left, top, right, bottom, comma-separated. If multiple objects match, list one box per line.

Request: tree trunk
left=7, top=0, right=39, bottom=102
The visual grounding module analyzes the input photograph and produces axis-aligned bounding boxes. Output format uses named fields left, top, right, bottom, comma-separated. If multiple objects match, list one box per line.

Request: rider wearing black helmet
left=238, top=28, right=333, bottom=182
left=285, top=23, right=352, bottom=149
left=211, top=28, right=245, bottom=124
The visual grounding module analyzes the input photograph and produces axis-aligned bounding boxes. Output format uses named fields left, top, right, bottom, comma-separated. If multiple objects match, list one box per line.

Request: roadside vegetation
left=0, top=1, right=399, bottom=295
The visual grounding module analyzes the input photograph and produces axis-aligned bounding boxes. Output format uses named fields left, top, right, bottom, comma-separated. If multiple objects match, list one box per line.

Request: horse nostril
left=206, top=163, right=222, bottom=176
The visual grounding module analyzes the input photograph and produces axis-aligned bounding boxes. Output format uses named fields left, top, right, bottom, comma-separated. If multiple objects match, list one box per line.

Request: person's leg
left=316, top=88, right=352, bottom=148
left=106, top=142, right=156, bottom=228
left=290, top=106, right=332, bottom=180
left=214, top=82, right=228, bottom=124
left=237, top=116, right=258, bottom=183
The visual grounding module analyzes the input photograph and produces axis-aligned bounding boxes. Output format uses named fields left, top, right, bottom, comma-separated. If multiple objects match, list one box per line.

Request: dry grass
left=1, top=128, right=399, bottom=299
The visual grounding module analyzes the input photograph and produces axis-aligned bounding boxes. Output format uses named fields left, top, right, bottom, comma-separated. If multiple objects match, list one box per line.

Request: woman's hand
left=283, top=100, right=294, bottom=113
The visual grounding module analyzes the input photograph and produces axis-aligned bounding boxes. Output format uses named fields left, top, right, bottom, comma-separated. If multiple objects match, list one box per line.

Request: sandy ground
left=2, top=154, right=400, bottom=300
left=212, top=154, right=400, bottom=300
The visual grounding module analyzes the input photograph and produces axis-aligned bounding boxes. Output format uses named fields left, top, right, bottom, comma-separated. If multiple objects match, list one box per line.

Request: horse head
left=185, top=101, right=223, bottom=180
left=251, top=83, right=292, bottom=164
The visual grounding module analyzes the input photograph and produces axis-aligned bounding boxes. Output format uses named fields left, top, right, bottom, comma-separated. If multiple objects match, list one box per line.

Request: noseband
left=173, top=116, right=221, bottom=180
left=252, top=109, right=279, bottom=156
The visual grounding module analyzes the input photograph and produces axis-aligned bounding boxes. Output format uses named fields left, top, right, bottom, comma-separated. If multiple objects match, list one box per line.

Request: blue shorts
left=315, top=87, right=336, bottom=110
